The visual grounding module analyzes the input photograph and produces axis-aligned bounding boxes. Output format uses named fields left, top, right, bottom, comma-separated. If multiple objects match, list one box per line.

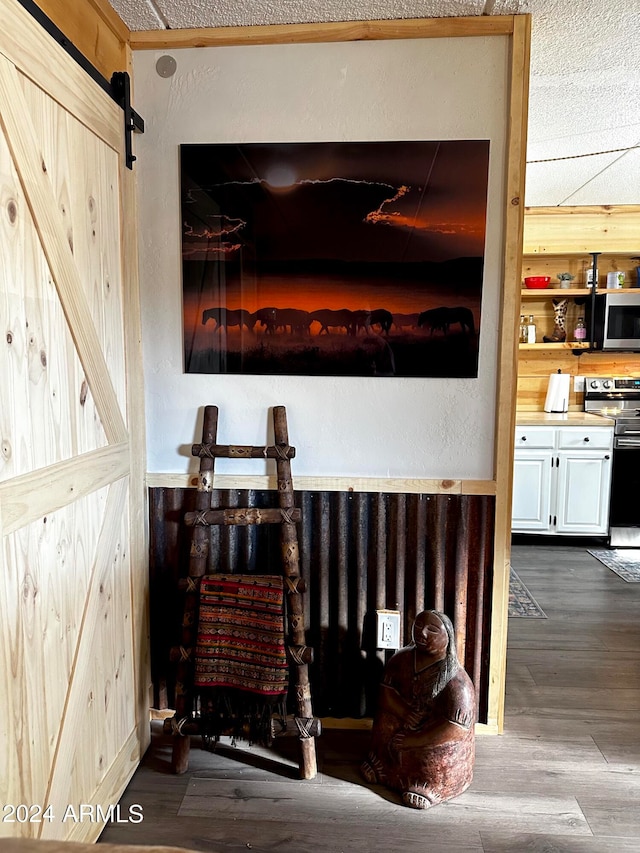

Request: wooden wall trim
left=146, top=473, right=497, bottom=496
left=119, top=81, right=152, bottom=751
left=488, top=13, right=531, bottom=732
left=129, top=15, right=515, bottom=50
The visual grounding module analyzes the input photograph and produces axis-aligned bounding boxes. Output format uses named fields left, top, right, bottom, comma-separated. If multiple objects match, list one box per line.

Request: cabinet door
left=555, top=452, right=613, bottom=534
left=512, top=451, right=553, bottom=532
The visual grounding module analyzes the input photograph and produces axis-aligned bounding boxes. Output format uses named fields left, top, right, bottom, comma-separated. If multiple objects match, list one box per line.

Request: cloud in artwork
left=183, top=216, right=246, bottom=239
left=182, top=242, right=243, bottom=259
left=363, top=184, right=411, bottom=225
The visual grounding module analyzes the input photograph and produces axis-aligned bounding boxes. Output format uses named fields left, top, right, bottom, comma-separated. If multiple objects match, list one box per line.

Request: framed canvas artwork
left=181, top=140, right=489, bottom=377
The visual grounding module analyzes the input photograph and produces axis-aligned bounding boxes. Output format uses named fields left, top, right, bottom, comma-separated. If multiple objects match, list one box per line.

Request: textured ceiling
left=108, top=1, right=525, bottom=29
left=106, top=0, right=640, bottom=207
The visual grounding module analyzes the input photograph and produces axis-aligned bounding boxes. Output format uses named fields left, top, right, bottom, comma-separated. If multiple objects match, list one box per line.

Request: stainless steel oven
left=585, top=377, right=640, bottom=546
left=587, top=292, right=640, bottom=351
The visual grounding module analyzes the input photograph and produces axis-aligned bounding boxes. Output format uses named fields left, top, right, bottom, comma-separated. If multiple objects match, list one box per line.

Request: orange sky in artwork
left=365, top=210, right=486, bottom=238
left=183, top=277, right=482, bottom=334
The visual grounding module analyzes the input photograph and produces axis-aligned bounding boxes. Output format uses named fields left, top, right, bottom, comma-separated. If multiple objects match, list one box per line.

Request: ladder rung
left=185, top=507, right=301, bottom=527
left=192, top=443, right=296, bottom=460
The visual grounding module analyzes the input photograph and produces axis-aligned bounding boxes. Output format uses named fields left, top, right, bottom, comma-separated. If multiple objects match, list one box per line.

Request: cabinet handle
left=583, top=436, right=590, bottom=442
left=605, top=455, right=610, bottom=460
left=521, top=436, right=527, bottom=441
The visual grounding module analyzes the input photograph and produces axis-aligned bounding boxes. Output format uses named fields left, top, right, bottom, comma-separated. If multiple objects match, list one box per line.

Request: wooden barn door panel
left=0, top=52, right=127, bottom=445
left=19, top=73, right=128, bottom=418
left=0, top=0, right=147, bottom=841
left=43, top=478, right=135, bottom=834
left=0, top=113, right=108, bottom=478
left=0, top=483, right=112, bottom=809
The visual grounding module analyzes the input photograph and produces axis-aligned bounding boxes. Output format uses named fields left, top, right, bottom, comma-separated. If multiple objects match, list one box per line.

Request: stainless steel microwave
left=587, top=291, right=640, bottom=351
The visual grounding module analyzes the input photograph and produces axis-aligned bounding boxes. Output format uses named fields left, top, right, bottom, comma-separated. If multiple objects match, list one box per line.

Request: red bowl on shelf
left=524, top=276, right=551, bottom=289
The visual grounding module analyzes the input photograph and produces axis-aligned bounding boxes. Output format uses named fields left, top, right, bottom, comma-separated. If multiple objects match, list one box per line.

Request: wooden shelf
left=519, top=342, right=591, bottom=351
left=521, top=287, right=640, bottom=298
left=590, top=287, right=640, bottom=295
left=521, top=288, right=590, bottom=298
left=523, top=250, right=640, bottom=258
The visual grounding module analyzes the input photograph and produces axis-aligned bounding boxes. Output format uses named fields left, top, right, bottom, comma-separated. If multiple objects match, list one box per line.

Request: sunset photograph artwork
left=181, top=140, right=489, bottom=377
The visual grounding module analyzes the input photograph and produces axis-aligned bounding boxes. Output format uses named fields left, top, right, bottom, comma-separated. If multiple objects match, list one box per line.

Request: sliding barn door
left=0, top=0, right=148, bottom=842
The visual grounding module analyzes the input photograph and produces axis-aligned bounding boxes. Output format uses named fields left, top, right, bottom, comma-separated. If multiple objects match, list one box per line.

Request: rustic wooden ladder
left=167, top=405, right=319, bottom=779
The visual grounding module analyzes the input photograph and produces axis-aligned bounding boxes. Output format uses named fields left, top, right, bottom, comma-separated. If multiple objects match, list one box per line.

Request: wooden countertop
left=515, top=411, right=614, bottom=427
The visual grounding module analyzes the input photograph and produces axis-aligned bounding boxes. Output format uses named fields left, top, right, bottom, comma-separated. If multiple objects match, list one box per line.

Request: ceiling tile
left=152, top=1, right=490, bottom=30
left=104, top=0, right=639, bottom=207
left=108, top=0, right=165, bottom=30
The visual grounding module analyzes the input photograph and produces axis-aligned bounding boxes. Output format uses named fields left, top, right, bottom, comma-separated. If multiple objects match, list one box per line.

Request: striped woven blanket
left=194, top=574, right=288, bottom=698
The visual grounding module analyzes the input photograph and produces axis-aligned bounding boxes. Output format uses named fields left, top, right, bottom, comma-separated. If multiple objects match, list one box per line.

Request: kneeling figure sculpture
left=362, top=609, right=475, bottom=809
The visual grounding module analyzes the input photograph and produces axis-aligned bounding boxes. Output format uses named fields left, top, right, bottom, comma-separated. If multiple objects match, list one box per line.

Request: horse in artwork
left=417, top=307, right=451, bottom=335
left=272, top=308, right=312, bottom=335
left=351, top=309, right=372, bottom=336
left=202, top=307, right=253, bottom=332
left=392, top=313, right=420, bottom=332
left=369, top=308, right=393, bottom=334
left=350, top=308, right=393, bottom=335
left=418, top=307, right=475, bottom=335
left=445, top=307, right=475, bottom=335
left=309, top=308, right=354, bottom=335
left=251, top=307, right=278, bottom=334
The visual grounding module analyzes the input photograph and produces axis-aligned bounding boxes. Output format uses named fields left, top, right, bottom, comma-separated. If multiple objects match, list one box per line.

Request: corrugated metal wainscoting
left=150, top=488, right=495, bottom=723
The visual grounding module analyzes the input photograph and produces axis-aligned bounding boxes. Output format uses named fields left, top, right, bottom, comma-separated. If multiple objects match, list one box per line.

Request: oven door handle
left=615, top=438, right=640, bottom=448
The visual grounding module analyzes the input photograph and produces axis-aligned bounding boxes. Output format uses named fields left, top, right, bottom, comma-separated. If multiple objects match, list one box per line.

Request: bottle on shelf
left=573, top=316, right=587, bottom=342
left=526, top=314, right=536, bottom=344
left=519, top=314, right=527, bottom=343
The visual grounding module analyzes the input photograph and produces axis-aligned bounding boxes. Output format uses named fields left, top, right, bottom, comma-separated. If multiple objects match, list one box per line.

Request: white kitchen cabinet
left=512, top=425, right=613, bottom=535
left=555, top=452, right=612, bottom=533
left=511, top=450, right=553, bottom=530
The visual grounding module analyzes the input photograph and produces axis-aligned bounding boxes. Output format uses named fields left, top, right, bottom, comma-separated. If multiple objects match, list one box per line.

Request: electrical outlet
left=376, top=609, right=401, bottom=650
left=574, top=375, right=585, bottom=393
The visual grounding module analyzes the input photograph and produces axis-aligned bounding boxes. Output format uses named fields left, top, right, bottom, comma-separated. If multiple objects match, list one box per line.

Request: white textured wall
left=132, top=36, right=509, bottom=478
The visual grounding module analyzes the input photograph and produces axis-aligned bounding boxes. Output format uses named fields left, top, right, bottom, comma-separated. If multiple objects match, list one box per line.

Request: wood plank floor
left=99, top=542, right=640, bottom=852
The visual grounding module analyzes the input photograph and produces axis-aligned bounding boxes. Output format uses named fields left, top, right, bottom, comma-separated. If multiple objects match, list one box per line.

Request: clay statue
left=361, top=609, right=476, bottom=809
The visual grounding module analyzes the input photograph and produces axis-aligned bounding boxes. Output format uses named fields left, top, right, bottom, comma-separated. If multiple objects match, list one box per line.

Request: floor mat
left=587, top=549, right=640, bottom=582
left=509, top=567, right=547, bottom=618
